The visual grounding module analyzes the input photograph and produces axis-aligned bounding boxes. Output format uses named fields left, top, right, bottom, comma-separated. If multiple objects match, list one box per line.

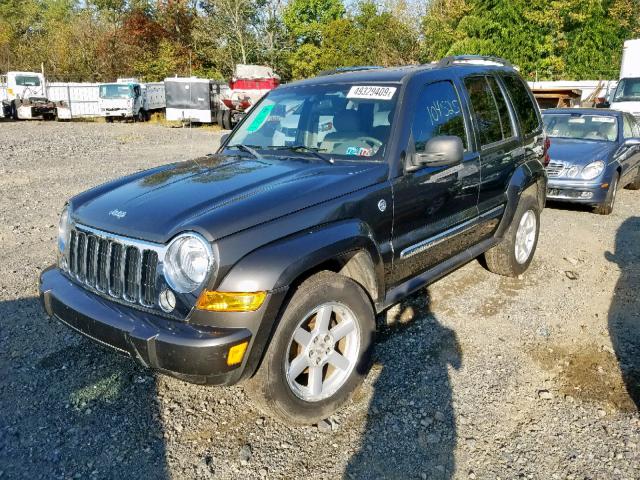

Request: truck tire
left=594, top=172, right=619, bottom=215
left=10, top=101, right=18, bottom=120
left=216, top=110, right=224, bottom=126
left=246, top=271, right=375, bottom=424
left=482, top=193, right=541, bottom=277
left=105, top=117, right=114, bottom=123
left=222, top=110, right=232, bottom=130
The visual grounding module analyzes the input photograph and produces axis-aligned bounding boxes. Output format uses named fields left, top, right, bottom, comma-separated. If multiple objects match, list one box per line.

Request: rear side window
left=623, top=115, right=634, bottom=139
left=486, top=76, right=514, bottom=139
left=411, top=81, right=468, bottom=151
left=502, top=74, right=540, bottom=135
left=464, top=76, right=503, bottom=146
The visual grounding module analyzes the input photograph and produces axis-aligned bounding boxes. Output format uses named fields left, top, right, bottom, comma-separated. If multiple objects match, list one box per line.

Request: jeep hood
left=548, top=138, right=618, bottom=165
left=71, top=155, right=387, bottom=243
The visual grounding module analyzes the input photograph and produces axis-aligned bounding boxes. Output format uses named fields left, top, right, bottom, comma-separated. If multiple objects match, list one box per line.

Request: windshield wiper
left=268, top=145, right=334, bottom=164
left=227, top=144, right=262, bottom=159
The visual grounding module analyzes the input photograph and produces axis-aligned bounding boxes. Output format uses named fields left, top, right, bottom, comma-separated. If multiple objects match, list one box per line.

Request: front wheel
left=483, top=193, right=541, bottom=277
left=594, top=172, right=619, bottom=215
left=246, top=271, right=375, bottom=424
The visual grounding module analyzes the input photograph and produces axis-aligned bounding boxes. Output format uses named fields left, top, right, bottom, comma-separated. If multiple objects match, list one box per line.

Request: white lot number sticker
left=592, top=116, right=615, bottom=123
left=347, top=86, right=397, bottom=100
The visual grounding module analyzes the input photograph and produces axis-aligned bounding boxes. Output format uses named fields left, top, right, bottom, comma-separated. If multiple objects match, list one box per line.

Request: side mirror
left=624, top=138, right=640, bottom=147
left=595, top=101, right=610, bottom=109
left=407, top=136, right=463, bottom=172
left=220, top=133, right=230, bottom=146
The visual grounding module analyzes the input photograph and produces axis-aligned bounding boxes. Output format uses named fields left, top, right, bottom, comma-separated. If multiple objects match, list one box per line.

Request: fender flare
left=495, top=160, right=547, bottom=239
left=218, top=219, right=385, bottom=305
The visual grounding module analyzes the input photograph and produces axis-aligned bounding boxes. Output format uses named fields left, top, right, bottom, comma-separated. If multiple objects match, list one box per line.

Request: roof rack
left=438, top=55, right=513, bottom=68
left=318, top=66, right=383, bottom=76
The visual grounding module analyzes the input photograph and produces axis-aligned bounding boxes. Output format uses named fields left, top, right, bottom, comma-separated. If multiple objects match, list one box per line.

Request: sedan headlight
left=580, top=161, right=605, bottom=180
left=164, top=233, right=215, bottom=293
left=57, top=206, right=70, bottom=253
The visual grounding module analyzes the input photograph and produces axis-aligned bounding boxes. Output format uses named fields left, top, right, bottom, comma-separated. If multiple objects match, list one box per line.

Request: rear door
left=390, top=78, right=481, bottom=285
left=462, top=74, right=523, bottom=218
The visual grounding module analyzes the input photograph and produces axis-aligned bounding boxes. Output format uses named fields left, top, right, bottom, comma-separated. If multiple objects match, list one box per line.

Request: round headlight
left=58, top=206, right=70, bottom=253
left=581, top=161, right=605, bottom=180
left=164, top=233, right=214, bottom=293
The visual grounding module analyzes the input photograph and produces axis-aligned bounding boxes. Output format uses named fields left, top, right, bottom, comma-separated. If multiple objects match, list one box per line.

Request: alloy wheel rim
left=284, top=302, right=360, bottom=402
left=514, top=210, right=537, bottom=264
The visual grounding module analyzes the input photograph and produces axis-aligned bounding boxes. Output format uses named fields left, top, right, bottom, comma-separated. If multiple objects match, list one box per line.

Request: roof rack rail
left=318, top=66, right=383, bottom=76
left=438, top=55, right=513, bottom=68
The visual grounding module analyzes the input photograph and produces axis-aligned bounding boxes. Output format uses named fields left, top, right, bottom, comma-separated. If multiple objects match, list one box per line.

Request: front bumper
left=39, top=266, right=259, bottom=385
left=546, top=178, right=609, bottom=205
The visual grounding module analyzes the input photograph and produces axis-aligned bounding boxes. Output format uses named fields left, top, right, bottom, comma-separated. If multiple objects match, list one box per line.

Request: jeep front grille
left=546, top=161, right=564, bottom=178
left=67, top=226, right=159, bottom=307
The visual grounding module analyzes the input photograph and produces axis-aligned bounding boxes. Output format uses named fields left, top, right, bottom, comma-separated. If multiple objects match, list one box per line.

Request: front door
left=390, top=79, right=481, bottom=286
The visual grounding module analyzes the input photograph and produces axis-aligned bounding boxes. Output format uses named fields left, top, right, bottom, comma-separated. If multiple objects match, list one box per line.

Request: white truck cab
left=98, top=79, right=165, bottom=122
left=0, top=71, right=60, bottom=120
left=609, top=39, right=640, bottom=121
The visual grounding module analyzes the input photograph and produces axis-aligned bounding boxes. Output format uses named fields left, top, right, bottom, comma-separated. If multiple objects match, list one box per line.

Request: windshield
left=15, top=76, right=41, bottom=87
left=543, top=113, right=618, bottom=142
left=226, top=83, right=399, bottom=160
left=99, top=84, right=133, bottom=99
left=612, top=78, right=640, bottom=102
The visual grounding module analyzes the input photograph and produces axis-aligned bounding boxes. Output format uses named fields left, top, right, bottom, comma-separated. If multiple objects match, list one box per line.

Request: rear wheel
left=594, top=172, right=619, bottom=215
left=216, top=109, right=224, bottom=126
left=222, top=110, right=232, bottom=130
left=246, top=271, right=375, bottom=424
left=105, top=116, right=114, bottom=123
left=483, top=193, right=541, bottom=277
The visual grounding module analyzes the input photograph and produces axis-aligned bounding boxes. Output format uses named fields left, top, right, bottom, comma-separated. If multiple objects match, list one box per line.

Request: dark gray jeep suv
left=40, top=56, right=548, bottom=423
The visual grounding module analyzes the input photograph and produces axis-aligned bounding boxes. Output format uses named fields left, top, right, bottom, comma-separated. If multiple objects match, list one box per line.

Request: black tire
left=222, top=110, right=232, bottom=130
left=625, top=167, right=640, bottom=190
left=10, top=101, right=18, bottom=120
left=483, top=193, right=541, bottom=277
left=215, top=109, right=224, bottom=126
left=594, top=172, right=619, bottom=215
left=136, top=110, right=146, bottom=122
left=246, top=271, right=375, bottom=424
left=105, top=117, right=114, bottom=123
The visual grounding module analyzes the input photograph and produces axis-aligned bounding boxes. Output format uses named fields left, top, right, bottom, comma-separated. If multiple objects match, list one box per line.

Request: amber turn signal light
left=227, top=341, right=249, bottom=366
left=196, top=290, right=266, bottom=312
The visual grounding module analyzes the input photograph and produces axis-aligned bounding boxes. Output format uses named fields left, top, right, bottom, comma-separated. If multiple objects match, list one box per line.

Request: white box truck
left=98, top=79, right=165, bottom=122
left=0, top=71, right=65, bottom=120
left=609, top=39, right=640, bottom=120
left=164, top=77, right=231, bottom=124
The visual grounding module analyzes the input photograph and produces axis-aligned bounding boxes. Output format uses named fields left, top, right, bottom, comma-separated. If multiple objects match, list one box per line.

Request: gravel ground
left=1, top=121, right=638, bottom=480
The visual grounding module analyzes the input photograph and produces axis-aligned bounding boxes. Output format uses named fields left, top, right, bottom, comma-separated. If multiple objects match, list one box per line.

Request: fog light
left=227, top=341, right=249, bottom=366
left=159, top=289, right=176, bottom=312
left=196, top=290, right=266, bottom=312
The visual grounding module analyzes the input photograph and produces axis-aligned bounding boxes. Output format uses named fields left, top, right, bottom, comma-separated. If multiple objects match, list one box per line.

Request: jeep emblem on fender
left=108, top=209, right=127, bottom=219
left=377, top=199, right=387, bottom=212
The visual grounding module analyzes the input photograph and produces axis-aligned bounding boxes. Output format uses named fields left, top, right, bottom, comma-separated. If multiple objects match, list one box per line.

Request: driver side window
left=412, top=81, right=468, bottom=153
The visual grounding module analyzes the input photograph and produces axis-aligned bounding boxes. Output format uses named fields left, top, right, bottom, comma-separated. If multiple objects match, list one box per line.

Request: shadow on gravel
left=0, top=297, right=169, bottom=480
left=607, top=216, right=640, bottom=409
left=345, top=290, right=461, bottom=479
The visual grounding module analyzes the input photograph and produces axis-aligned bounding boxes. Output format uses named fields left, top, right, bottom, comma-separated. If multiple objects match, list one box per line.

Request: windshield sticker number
left=247, top=104, right=275, bottom=132
left=568, top=117, right=586, bottom=124
left=347, top=86, right=397, bottom=100
left=346, top=146, right=372, bottom=156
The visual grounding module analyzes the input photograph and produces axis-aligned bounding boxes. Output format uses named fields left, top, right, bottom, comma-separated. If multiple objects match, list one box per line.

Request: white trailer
left=98, top=79, right=165, bottom=121
left=0, top=71, right=65, bottom=120
left=609, top=39, right=640, bottom=120
left=164, top=77, right=231, bottom=124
